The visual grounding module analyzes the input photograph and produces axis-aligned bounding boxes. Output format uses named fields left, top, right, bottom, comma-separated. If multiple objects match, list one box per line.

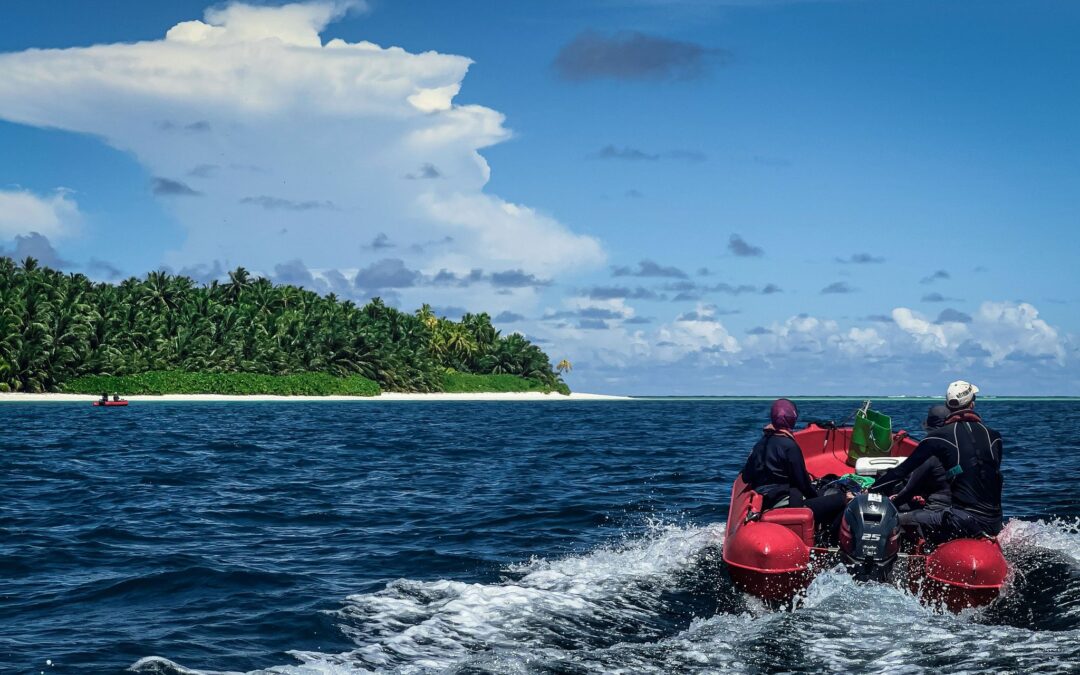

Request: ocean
left=2, top=399, right=1078, bottom=673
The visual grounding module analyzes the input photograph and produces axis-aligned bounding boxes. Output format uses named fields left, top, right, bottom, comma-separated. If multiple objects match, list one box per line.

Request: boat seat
left=760, top=507, right=815, bottom=547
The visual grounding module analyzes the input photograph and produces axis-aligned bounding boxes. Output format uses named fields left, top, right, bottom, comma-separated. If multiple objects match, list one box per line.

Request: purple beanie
left=770, top=398, right=799, bottom=430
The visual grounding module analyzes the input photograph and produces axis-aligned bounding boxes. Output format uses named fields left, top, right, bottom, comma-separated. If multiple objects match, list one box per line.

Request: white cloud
left=0, top=1, right=603, bottom=275
left=970, top=301, right=1064, bottom=365
left=0, top=188, right=81, bottom=239
left=550, top=300, right=1071, bottom=394
left=891, top=302, right=1064, bottom=366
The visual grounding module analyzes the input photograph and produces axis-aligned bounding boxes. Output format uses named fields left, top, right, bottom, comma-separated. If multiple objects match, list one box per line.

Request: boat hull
left=722, top=424, right=1008, bottom=610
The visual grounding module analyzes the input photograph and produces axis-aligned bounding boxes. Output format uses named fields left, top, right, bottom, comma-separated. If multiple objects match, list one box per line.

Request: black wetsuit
left=893, top=456, right=951, bottom=511
left=742, top=429, right=846, bottom=529
left=875, top=411, right=1003, bottom=541
left=893, top=456, right=951, bottom=532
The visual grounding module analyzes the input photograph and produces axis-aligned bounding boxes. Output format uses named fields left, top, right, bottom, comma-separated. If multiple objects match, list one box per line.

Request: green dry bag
left=848, top=403, right=892, bottom=465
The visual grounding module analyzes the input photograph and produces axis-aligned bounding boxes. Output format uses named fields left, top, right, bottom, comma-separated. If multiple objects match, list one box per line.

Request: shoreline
left=0, top=392, right=631, bottom=403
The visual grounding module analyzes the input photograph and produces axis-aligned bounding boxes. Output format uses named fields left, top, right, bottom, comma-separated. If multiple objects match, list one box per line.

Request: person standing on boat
left=742, top=398, right=848, bottom=534
left=873, top=381, right=1003, bottom=542
left=891, top=405, right=952, bottom=534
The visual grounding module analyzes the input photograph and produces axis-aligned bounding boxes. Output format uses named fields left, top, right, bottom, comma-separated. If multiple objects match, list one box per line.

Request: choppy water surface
left=2, top=400, right=1079, bottom=673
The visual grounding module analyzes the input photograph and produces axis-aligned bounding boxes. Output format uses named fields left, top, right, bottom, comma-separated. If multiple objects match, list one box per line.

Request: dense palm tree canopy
left=0, top=257, right=565, bottom=393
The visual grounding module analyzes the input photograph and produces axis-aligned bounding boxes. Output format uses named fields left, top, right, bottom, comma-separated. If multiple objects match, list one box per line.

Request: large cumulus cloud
left=0, top=1, right=603, bottom=276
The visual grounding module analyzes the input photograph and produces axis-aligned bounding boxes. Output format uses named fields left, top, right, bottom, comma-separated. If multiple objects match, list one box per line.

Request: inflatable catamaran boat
left=722, top=403, right=1008, bottom=611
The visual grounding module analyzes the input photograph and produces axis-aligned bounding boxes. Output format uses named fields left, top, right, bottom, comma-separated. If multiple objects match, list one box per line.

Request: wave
left=132, top=518, right=1080, bottom=674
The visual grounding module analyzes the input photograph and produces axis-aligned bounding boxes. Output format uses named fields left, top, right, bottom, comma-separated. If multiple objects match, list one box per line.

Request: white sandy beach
left=0, top=392, right=630, bottom=403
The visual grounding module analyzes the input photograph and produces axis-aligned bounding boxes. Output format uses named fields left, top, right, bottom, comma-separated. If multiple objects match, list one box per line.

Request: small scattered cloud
left=490, top=269, right=552, bottom=288
left=593, top=145, right=657, bottom=161
left=407, top=236, right=454, bottom=254
left=578, top=318, right=610, bottom=330
left=836, top=253, right=884, bottom=264
left=272, top=258, right=317, bottom=289
left=662, top=280, right=774, bottom=300
left=152, top=177, right=202, bottom=196
left=177, top=260, right=226, bottom=285
left=728, top=234, right=763, bottom=257
left=494, top=311, right=525, bottom=323
left=158, top=120, right=212, bottom=133
left=613, top=259, right=688, bottom=279
left=865, top=314, right=894, bottom=323
left=239, top=195, right=335, bottom=211
left=0, top=232, right=70, bottom=267
left=625, top=189, right=644, bottom=199
left=921, top=269, right=950, bottom=284
left=922, top=292, right=960, bottom=303
left=822, top=281, right=856, bottom=294
left=591, top=145, right=706, bottom=162
left=187, top=164, right=219, bottom=178
left=544, top=307, right=624, bottom=321
left=936, top=308, right=973, bottom=324
left=624, top=316, right=652, bottom=324
left=354, top=258, right=420, bottom=290
left=553, top=30, right=726, bottom=82
left=86, top=258, right=124, bottom=280
left=586, top=285, right=663, bottom=301
left=746, top=326, right=772, bottom=335
left=405, top=163, right=441, bottom=180
left=363, top=233, right=394, bottom=251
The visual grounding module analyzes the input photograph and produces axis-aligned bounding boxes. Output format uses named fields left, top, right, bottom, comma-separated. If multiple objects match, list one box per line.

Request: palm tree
left=0, top=255, right=564, bottom=394
left=556, top=359, right=572, bottom=375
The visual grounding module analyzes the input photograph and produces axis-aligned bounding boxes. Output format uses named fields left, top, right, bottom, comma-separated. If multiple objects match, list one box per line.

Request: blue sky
left=1, top=0, right=1077, bottom=395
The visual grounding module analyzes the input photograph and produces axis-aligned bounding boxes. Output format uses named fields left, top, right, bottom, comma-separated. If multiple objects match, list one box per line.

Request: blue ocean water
left=2, top=400, right=1079, bottom=674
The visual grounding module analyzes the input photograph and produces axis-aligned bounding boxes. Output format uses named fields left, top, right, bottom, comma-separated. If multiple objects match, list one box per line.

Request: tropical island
left=0, top=257, right=572, bottom=397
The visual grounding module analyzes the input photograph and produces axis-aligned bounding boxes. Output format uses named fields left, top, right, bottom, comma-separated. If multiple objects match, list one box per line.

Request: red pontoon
left=93, top=400, right=129, bottom=407
left=723, top=421, right=1008, bottom=611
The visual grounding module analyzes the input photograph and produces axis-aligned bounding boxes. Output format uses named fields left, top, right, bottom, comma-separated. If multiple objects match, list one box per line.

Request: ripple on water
left=4, top=400, right=1080, bottom=673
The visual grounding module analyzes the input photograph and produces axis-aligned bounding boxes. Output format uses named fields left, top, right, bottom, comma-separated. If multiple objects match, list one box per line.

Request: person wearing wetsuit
left=742, top=399, right=848, bottom=533
left=892, top=405, right=952, bottom=534
left=874, top=381, right=1003, bottom=543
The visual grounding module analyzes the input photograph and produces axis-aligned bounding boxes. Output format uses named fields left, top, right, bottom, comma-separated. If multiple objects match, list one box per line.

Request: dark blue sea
left=2, top=400, right=1079, bottom=674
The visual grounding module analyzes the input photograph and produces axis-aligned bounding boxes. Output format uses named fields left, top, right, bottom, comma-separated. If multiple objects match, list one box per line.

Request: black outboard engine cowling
left=838, top=493, right=901, bottom=583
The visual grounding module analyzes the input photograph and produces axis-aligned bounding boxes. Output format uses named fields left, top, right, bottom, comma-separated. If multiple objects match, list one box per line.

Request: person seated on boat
left=891, top=405, right=952, bottom=534
left=112, top=394, right=121, bottom=402
left=100, top=392, right=109, bottom=403
left=873, top=381, right=1003, bottom=543
left=742, top=398, right=849, bottom=535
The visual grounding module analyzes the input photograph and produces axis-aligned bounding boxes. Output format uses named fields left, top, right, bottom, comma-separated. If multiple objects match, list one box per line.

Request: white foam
left=287, top=523, right=725, bottom=672
left=134, top=518, right=1080, bottom=675
left=999, top=517, right=1080, bottom=562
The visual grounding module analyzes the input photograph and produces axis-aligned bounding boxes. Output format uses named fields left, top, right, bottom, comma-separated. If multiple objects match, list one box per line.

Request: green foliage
left=64, top=371, right=380, bottom=396
left=0, top=257, right=569, bottom=394
left=441, top=371, right=571, bottom=395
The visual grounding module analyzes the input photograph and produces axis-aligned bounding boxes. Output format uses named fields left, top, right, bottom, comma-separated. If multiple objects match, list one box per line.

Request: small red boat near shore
left=723, top=418, right=1008, bottom=611
left=93, top=400, right=128, bottom=407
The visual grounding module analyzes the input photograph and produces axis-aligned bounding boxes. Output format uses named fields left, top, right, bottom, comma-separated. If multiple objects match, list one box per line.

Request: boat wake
left=132, top=518, right=1080, bottom=674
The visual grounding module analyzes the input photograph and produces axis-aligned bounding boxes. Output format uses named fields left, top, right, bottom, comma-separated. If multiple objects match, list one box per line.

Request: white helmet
left=946, top=380, right=979, bottom=409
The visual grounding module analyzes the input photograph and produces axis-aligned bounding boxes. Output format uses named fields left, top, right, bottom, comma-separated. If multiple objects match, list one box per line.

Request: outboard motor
left=838, top=492, right=901, bottom=582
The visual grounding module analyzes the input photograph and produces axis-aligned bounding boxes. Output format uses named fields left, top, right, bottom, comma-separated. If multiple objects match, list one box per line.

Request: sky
left=0, top=0, right=1077, bottom=395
